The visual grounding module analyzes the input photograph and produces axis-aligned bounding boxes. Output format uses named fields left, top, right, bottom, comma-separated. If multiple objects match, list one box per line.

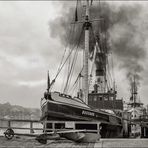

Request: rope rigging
left=106, top=55, right=113, bottom=90
left=69, top=67, right=83, bottom=95
left=68, top=24, right=97, bottom=94
left=63, top=47, right=78, bottom=93
left=61, top=24, right=77, bottom=92
left=50, top=0, right=116, bottom=97
left=57, top=24, right=75, bottom=77
left=50, top=13, right=80, bottom=89
left=63, top=25, right=84, bottom=93
left=51, top=0, right=84, bottom=90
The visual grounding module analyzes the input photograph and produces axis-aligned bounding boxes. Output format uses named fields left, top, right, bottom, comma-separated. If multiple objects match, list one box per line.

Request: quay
left=0, top=136, right=148, bottom=147
left=0, top=118, right=148, bottom=147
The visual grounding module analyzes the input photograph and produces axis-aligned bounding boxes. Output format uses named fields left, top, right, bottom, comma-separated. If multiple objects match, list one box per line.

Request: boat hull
left=61, top=132, right=100, bottom=142
left=40, top=94, right=123, bottom=138
left=41, top=100, right=121, bottom=124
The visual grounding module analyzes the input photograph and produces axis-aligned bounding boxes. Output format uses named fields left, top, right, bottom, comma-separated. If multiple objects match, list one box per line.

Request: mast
left=47, top=70, right=50, bottom=93
left=83, top=0, right=90, bottom=104
left=131, top=75, right=137, bottom=107
left=133, top=76, right=136, bottom=107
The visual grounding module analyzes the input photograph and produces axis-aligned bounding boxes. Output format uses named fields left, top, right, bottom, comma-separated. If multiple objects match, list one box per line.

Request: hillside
left=0, top=102, right=41, bottom=120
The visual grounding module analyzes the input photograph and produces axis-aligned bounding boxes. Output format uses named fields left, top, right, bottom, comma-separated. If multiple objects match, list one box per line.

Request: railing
left=43, top=121, right=100, bottom=134
left=0, top=118, right=42, bottom=133
left=0, top=119, right=101, bottom=134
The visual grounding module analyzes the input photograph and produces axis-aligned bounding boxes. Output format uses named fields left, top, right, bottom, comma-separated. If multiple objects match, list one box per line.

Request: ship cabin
left=88, top=90, right=123, bottom=114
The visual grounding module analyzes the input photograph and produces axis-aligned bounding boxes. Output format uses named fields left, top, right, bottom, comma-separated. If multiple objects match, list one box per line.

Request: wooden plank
left=0, top=127, right=43, bottom=130
left=44, top=120, right=101, bottom=124
left=0, top=118, right=40, bottom=122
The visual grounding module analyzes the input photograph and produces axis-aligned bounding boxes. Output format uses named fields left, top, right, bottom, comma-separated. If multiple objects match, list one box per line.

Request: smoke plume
left=49, top=2, right=147, bottom=84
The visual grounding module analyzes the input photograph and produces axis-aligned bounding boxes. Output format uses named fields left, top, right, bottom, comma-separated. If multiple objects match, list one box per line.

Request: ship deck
left=0, top=136, right=148, bottom=147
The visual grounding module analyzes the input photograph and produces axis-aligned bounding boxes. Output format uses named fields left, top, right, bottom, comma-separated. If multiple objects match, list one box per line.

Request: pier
left=0, top=118, right=148, bottom=147
left=0, top=137, right=148, bottom=147
left=0, top=119, right=100, bottom=133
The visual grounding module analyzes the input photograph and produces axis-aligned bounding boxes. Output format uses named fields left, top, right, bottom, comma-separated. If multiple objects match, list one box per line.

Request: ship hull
left=40, top=92, right=123, bottom=138
left=41, top=99, right=121, bottom=124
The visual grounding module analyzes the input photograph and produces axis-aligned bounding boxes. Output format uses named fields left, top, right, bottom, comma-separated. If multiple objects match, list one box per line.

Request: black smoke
left=49, top=1, right=147, bottom=84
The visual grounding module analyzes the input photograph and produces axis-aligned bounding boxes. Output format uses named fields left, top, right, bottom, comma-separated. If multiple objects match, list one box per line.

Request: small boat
left=61, top=132, right=100, bottom=143
left=61, top=132, right=85, bottom=142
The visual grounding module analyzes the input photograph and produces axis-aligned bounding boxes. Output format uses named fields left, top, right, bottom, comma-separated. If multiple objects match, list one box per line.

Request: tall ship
left=126, top=75, right=146, bottom=137
left=40, top=0, right=123, bottom=138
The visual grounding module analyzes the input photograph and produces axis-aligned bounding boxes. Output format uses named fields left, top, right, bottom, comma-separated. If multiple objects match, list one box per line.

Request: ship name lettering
left=82, top=110, right=95, bottom=116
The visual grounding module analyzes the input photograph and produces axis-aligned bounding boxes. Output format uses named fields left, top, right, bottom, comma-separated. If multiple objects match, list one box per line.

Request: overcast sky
left=0, top=1, right=148, bottom=108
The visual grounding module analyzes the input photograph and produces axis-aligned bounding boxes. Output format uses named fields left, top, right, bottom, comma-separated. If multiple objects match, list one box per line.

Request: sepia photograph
left=0, top=0, right=148, bottom=147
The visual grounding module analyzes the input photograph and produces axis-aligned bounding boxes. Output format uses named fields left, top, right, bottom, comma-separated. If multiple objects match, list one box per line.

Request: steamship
left=40, top=0, right=123, bottom=138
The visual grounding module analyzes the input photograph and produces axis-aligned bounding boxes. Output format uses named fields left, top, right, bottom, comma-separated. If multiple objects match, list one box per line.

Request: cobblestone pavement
left=97, top=138, right=148, bottom=148
left=0, top=136, right=148, bottom=148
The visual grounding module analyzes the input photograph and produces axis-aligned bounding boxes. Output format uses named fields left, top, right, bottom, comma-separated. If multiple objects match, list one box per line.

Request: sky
left=0, top=1, right=148, bottom=108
